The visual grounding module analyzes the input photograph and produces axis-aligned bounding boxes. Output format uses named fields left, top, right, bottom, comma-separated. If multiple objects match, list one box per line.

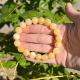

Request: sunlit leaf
left=2, top=60, right=16, bottom=69
left=0, top=52, right=7, bottom=57
left=21, top=10, right=43, bottom=20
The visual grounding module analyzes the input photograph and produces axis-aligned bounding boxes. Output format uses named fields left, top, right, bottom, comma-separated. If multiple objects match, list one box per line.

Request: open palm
left=19, top=3, right=80, bottom=70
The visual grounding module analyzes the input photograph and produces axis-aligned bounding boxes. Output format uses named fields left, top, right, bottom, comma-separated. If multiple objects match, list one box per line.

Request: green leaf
left=21, top=10, right=43, bottom=20
left=7, top=14, right=20, bottom=23
left=0, top=52, right=7, bottom=57
left=52, top=1, right=56, bottom=8
left=40, top=63, right=46, bottom=68
left=16, top=9, right=25, bottom=15
left=39, top=0, right=45, bottom=6
left=12, top=53, right=21, bottom=61
left=19, top=58, right=27, bottom=66
left=64, top=16, right=71, bottom=23
left=26, top=62, right=31, bottom=66
left=9, top=3, right=19, bottom=12
left=2, top=60, right=16, bottom=69
left=58, top=71, right=63, bottom=75
left=1, top=5, right=9, bottom=13
left=43, top=10, right=54, bottom=22
left=21, top=77, right=26, bottom=80
left=64, top=69, right=70, bottom=75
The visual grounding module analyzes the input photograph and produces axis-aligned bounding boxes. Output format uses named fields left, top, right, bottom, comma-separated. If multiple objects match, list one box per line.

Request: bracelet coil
left=13, top=17, right=62, bottom=61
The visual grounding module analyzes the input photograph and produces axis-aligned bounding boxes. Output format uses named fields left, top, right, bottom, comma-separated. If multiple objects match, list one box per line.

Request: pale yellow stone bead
left=14, top=40, right=21, bottom=47
left=18, top=46, right=24, bottom=52
left=38, top=17, right=45, bottom=24
left=50, top=23, right=57, bottom=30
left=55, top=42, right=62, bottom=48
left=32, top=17, right=38, bottom=24
left=42, top=55, right=48, bottom=61
left=20, top=22, right=26, bottom=28
left=36, top=54, right=42, bottom=60
left=13, top=33, right=20, bottom=40
left=45, top=19, right=51, bottom=26
left=15, top=27, right=22, bottom=34
left=26, top=19, right=32, bottom=25
left=48, top=52, right=55, bottom=59
left=56, top=35, right=62, bottom=42
left=29, top=52, right=36, bottom=58
left=54, top=28, right=60, bottom=35
left=23, top=49, right=30, bottom=56
left=53, top=48, right=59, bottom=54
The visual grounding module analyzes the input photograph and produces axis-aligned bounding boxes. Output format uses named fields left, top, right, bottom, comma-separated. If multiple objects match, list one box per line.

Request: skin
left=18, top=3, right=80, bottom=70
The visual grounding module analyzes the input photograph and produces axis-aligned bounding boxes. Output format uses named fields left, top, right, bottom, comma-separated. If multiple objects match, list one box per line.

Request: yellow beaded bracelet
left=13, top=17, right=62, bottom=61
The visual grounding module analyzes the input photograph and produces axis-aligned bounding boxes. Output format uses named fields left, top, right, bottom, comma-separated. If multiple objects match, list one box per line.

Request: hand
left=19, top=3, right=80, bottom=70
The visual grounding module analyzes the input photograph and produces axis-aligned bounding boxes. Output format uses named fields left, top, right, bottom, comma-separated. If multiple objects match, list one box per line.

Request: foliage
left=0, top=0, right=79, bottom=80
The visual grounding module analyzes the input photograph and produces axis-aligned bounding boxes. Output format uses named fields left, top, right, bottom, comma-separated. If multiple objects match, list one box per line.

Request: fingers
left=21, top=42, right=53, bottom=53
left=22, top=24, right=53, bottom=34
left=19, top=33, right=54, bottom=44
left=65, top=3, right=80, bottom=23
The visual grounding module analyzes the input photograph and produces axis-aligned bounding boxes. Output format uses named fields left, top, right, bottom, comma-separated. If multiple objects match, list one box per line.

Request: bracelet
left=13, top=17, right=62, bottom=61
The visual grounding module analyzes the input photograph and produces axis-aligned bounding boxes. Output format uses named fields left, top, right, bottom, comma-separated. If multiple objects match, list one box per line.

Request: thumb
left=65, top=3, right=80, bottom=23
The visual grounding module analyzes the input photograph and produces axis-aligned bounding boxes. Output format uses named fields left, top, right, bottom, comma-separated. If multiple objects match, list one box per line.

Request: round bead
left=20, top=22, right=26, bottom=28
left=50, top=23, right=57, bottom=30
left=53, top=48, right=59, bottom=54
left=48, top=53, right=55, bottom=59
left=56, top=35, right=62, bottom=42
left=55, top=42, right=62, bottom=48
left=15, top=27, right=22, bottom=34
left=38, top=17, right=45, bottom=24
left=29, top=52, right=36, bottom=58
left=18, top=46, right=24, bottom=52
left=14, top=40, right=21, bottom=47
left=44, top=19, right=51, bottom=26
left=13, top=33, right=20, bottom=40
left=23, top=49, right=30, bottom=56
left=42, top=55, right=48, bottom=61
left=26, top=19, right=32, bottom=25
left=36, top=54, right=42, bottom=60
left=54, top=28, right=60, bottom=35
left=32, top=17, right=38, bottom=24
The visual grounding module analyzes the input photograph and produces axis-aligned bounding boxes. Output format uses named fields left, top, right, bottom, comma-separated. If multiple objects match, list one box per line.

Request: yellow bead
left=38, top=17, right=45, bottom=24
left=32, top=17, right=38, bottom=24
left=48, top=52, right=55, bottom=59
left=42, top=55, right=48, bottom=61
left=14, top=40, right=21, bottom=47
left=54, top=28, right=60, bottom=35
left=20, top=22, right=26, bottom=28
left=18, top=46, right=24, bottom=52
left=45, top=19, right=51, bottom=26
left=50, top=23, right=57, bottom=30
left=26, top=19, right=32, bottom=25
left=15, top=27, right=22, bottom=34
left=13, top=33, right=20, bottom=40
left=56, top=35, right=62, bottom=42
left=23, top=49, right=30, bottom=56
left=29, top=52, right=36, bottom=59
left=36, top=54, right=42, bottom=60
left=55, top=42, right=62, bottom=48
left=53, top=48, right=59, bottom=54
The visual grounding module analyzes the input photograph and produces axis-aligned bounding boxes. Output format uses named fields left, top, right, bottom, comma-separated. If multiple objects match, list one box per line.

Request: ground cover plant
left=0, top=0, right=80, bottom=80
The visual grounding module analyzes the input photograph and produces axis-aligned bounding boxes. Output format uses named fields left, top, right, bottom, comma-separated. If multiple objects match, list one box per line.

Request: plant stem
left=12, top=54, right=22, bottom=80
left=0, top=60, right=9, bottom=80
